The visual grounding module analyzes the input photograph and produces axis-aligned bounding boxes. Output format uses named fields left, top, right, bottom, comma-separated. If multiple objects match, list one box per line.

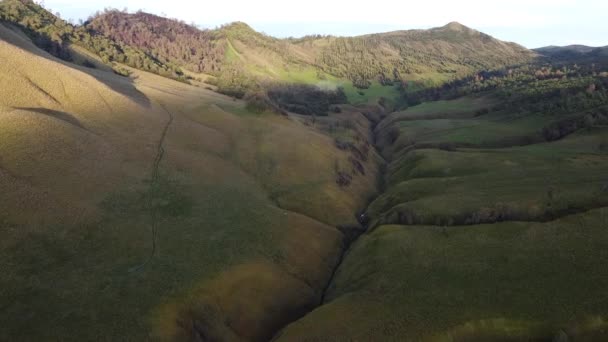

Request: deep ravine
left=269, top=107, right=390, bottom=341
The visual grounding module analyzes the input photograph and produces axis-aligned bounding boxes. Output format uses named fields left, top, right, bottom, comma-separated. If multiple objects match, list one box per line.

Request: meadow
left=275, top=63, right=608, bottom=341
left=0, top=23, right=378, bottom=341
left=277, top=209, right=608, bottom=341
left=2, top=4, right=608, bottom=341
left=367, top=128, right=608, bottom=227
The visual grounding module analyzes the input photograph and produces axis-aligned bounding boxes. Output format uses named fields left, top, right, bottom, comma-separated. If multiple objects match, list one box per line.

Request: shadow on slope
left=14, top=107, right=87, bottom=130
left=0, top=22, right=150, bottom=107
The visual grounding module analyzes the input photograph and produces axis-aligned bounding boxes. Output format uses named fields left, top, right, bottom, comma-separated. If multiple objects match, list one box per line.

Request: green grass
left=375, top=95, right=604, bottom=160
left=390, top=114, right=545, bottom=149
left=388, top=96, right=493, bottom=120
left=341, top=81, right=401, bottom=105
left=277, top=208, right=608, bottom=341
left=367, top=128, right=608, bottom=226
left=3, top=13, right=607, bottom=342
left=0, top=39, right=380, bottom=341
left=1, top=173, right=341, bottom=341
left=224, top=38, right=241, bottom=63
left=275, top=67, right=324, bottom=84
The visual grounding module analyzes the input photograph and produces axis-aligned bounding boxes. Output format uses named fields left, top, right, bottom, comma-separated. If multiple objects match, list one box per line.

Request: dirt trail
left=129, top=103, right=174, bottom=273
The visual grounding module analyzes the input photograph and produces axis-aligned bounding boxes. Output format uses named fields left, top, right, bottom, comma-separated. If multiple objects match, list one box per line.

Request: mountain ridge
left=0, top=0, right=536, bottom=96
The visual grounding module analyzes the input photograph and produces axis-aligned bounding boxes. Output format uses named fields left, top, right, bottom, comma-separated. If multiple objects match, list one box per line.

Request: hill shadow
left=84, top=67, right=151, bottom=108
left=14, top=107, right=91, bottom=132
left=0, top=23, right=150, bottom=107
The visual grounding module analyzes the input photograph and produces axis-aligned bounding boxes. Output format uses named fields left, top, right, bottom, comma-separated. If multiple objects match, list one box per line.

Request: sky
left=40, top=0, right=608, bottom=48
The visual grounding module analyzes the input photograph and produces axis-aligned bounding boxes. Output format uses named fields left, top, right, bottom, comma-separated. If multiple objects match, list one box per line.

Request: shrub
left=267, top=84, right=346, bottom=116
left=82, top=59, right=96, bottom=68
left=112, top=66, right=131, bottom=77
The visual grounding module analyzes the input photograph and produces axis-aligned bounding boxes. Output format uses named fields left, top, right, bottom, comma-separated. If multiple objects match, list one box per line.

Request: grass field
left=341, top=81, right=401, bottom=105
left=2, top=17, right=608, bottom=342
left=277, top=209, right=608, bottom=341
left=374, top=96, right=587, bottom=159
left=379, top=96, right=494, bottom=124
left=367, top=127, right=608, bottom=226
left=367, top=89, right=608, bottom=228
left=0, top=25, right=379, bottom=341
left=275, top=87, right=608, bottom=341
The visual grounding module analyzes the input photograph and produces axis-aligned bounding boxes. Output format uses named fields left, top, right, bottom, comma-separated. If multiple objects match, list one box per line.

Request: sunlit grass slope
left=0, top=24, right=377, bottom=341
left=276, top=84, right=608, bottom=341
left=277, top=208, right=608, bottom=341
left=367, top=128, right=608, bottom=226
left=375, top=96, right=548, bottom=158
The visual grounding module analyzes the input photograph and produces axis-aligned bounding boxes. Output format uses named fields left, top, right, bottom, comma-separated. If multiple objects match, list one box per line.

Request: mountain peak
left=222, top=21, right=255, bottom=32
left=441, top=21, right=473, bottom=32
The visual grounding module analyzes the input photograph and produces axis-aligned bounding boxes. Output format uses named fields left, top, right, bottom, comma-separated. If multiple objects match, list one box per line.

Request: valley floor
left=275, top=96, right=608, bottom=341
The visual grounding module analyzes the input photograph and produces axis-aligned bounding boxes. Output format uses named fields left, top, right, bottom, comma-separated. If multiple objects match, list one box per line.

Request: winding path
left=129, top=103, right=174, bottom=273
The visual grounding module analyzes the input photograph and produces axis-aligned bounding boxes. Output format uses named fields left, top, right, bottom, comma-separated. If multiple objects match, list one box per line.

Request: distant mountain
left=589, top=46, right=608, bottom=57
left=86, top=12, right=535, bottom=92
left=296, top=21, right=534, bottom=87
left=535, top=45, right=598, bottom=55
left=1, top=1, right=535, bottom=95
left=535, top=44, right=608, bottom=66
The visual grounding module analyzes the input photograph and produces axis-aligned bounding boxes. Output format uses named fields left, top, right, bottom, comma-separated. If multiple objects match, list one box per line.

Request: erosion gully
left=269, top=106, right=390, bottom=341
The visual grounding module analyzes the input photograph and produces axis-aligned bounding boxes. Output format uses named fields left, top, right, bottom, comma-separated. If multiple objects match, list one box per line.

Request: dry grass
left=0, top=25, right=378, bottom=341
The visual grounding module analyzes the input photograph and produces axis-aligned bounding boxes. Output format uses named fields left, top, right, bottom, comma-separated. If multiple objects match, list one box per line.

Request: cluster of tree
left=0, top=0, right=188, bottom=82
left=85, top=10, right=226, bottom=74
left=0, top=0, right=73, bottom=60
left=542, top=106, right=608, bottom=141
left=304, top=25, right=533, bottom=89
left=206, top=66, right=257, bottom=98
left=267, top=84, right=347, bottom=116
left=1, top=2, right=538, bottom=98
left=399, top=61, right=608, bottom=116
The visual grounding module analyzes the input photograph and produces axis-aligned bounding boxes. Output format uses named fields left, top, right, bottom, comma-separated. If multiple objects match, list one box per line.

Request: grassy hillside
left=2, top=2, right=608, bottom=341
left=368, top=128, right=608, bottom=227
left=83, top=10, right=534, bottom=99
left=0, top=0, right=188, bottom=80
left=277, top=209, right=608, bottom=341
left=85, top=10, right=225, bottom=74
left=0, top=21, right=379, bottom=341
left=367, top=60, right=608, bottom=227
left=0, top=2, right=537, bottom=109
left=298, top=22, right=535, bottom=88
left=273, top=47, right=608, bottom=341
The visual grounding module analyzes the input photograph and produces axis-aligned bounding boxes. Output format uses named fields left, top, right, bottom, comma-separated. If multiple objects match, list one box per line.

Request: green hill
left=1, top=1, right=608, bottom=341
left=83, top=9, right=534, bottom=95
left=275, top=43, right=608, bottom=342
left=535, top=44, right=608, bottom=66
left=0, top=1, right=536, bottom=101
left=0, top=15, right=379, bottom=341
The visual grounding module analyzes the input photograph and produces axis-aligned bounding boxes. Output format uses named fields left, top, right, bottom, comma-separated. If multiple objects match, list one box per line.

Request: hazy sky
left=41, top=0, right=607, bottom=48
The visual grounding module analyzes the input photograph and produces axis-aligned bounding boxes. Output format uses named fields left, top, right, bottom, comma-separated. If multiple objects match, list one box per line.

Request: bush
left=112, top=66, right=131, bottom=77
left=267, top=84, right=347, bottom=116
left=244, top=91, right=282, bottom=114
left=82, top=59, right=96, bottom=68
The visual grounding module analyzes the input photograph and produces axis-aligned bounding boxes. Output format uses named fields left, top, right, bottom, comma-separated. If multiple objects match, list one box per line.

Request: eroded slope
left=0, top=24, right=378, bottom=341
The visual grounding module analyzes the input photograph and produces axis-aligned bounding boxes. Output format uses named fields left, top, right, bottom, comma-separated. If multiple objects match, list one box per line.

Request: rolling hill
left=535, top=44, right=608, bottom=67
left=87, top=11, right=535, bottom=92
left=0, top=17, right=380, bottom=341
left=1, top=1, right=608, bottom=341
left=1, top=1, right=535, bottom=98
